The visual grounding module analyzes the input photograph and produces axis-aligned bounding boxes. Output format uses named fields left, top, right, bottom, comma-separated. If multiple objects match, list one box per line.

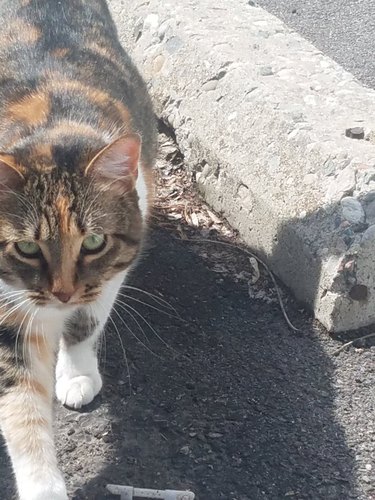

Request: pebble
left=361, top=224, right=375, bottom=246
left=208, top=432, right=223, bottom=439
left=340, top=197, right=365, bottom=224
left=345, top=127, right=365, bottom=140
left=202, top=80, right=218, bottom=91
left=363, top=170, right=375, bottom=184
left=364, top=199, right=375, bottom=224
left=323, top=159, right=336, bottom=176
left=326, top=165, right=356, bottom=201
left=143, top=14, right=159, bottom=31
left=303, top=173, right=317, bottom=185
left=153, top=54, right=165, bottom=73
left=259, top=65, right=273, bottom=76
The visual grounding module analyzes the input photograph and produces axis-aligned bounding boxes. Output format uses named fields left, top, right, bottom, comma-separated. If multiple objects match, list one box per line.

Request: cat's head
left=0, top=133, right=147, bottom=309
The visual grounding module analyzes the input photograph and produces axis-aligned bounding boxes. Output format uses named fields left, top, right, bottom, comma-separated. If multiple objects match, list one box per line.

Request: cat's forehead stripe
left=56, top=196, right=74, bottom=235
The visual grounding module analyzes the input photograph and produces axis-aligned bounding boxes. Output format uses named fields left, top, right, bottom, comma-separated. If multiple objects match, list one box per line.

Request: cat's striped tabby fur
left=0, top=1, right=156, bottom=498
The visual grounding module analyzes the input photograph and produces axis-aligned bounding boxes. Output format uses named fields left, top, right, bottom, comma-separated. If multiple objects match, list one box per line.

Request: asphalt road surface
left=255, top=0, right=375, bottom=90
left=1, top=224, right=374, bottom=499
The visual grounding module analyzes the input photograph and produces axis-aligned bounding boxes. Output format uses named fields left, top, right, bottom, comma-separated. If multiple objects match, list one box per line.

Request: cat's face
left=0, top=134, right=144, bottom=309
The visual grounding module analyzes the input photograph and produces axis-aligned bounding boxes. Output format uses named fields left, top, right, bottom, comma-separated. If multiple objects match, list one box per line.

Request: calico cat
left=0, top=1, right=156, bottom=498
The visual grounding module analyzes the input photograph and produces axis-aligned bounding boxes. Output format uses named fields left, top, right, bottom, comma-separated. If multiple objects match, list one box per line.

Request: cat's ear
left=0, top=155, right=25, bottom=193
left=85, top=134, right=141, bottom=194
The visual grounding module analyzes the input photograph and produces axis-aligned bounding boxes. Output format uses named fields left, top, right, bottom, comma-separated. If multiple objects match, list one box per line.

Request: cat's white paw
left=56, top=372, right=102, bottom=409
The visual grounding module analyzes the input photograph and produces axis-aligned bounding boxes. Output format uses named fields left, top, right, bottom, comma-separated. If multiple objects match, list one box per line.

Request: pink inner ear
left=87, top=134, right=141, bottom=187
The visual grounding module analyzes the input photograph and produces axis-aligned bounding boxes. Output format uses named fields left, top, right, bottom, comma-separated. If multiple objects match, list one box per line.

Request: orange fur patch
left=51, top=196, right=82, bottom=296
left=51, top=47, right=70, bottom=58
left=53, top=236, right=81, bottom=293
left=32, top=143, right=53, bottom=159
left=47, top=120, right=101, bottom=142
left=7, top=92, right=50, bottom=125
left=86, top=42, right=119, bottom=66
left=20, top=378, right=49, bottom=399
left=56, top=195, right=71, bottom=234
left=48, top=78, right=130, bottom=122
left=0, top=19, right=41, bottom=50
left=28, top=335, right=53, bottom=365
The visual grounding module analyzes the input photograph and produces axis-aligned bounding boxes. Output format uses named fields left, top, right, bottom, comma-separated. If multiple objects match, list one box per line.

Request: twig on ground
left=333, top=332, right=375, bottom=356
left=180, top=237, right=301, bottom=333
left=106, top=483, right=195, bottom=499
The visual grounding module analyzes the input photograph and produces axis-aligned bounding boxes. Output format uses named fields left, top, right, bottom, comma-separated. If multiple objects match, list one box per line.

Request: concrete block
left=109, top=0, right=375, bottom=332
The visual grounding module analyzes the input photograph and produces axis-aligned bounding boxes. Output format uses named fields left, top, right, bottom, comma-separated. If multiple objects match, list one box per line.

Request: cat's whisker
left=0, top=297, right=34, bottom=369
left=0, top=292, right=31, bottom=310
left=81, top=180, right=109, bottom=219
left=89, top=212, right=125, bottom=222
left=115, top=299, right=176, bottom=354
left=78, top=179, right=94, bottom=223
left=115, top=298, right=151, bottom=346
left=0, top=290, right=29, bottom=302
left=121, top=285, right=179, bottom=314
left=41, top=321, right=47, bottom=355
left=0, top=187, right=35, bottom=214
left=0, top=298, right=27, bottom=312
left=96, top=299, right=132, bottom=392
left=1, top=299, right=32, bottom=369
left=89, top=304, right=107, bottom=374
left=14, top=303, right=35, bottom=368
left=117, top=291, right=183, bottom=321
left=113, top=300, right=161, bottom=359
left=0, top=297, right=38, bottom=344
left=22, top=308, right=32, bottom=373
left=23, top=306, right=38, bottom=372
left=0, top=298, right=32, bottom=329
left=83, top=173, right=132, bottom=220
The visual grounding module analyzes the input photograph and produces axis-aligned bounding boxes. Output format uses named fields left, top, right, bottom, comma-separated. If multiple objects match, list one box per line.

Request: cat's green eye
left=82, top=234, right=106, bottom=254
left=15, top=241, right=40, bottom=257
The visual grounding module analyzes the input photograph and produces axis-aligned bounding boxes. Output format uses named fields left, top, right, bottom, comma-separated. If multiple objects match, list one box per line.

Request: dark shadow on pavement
left=0, top=213, right=361, bottom=499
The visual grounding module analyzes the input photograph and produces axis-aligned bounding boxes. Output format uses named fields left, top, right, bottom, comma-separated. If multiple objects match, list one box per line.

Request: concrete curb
left=109, top=0, right=375, bottom=332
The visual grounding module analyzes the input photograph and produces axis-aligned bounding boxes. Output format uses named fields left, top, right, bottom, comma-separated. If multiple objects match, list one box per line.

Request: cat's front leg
left=0, top=333, right=67, bottom=500
left=56, top=274, right=123, bottom=410
left=55, top=314, right=103, bottom=409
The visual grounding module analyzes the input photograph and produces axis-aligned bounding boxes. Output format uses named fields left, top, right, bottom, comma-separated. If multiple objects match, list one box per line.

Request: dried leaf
left=167, top=213, right=183, bottom=220
left=207, top=209, right=222, bottom=224
left=249, top=257, right=260, bottom=284
left=191, top=212, right=199, bottom=227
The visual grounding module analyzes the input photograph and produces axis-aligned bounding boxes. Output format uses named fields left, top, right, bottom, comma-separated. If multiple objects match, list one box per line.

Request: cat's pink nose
left=52, top=291, right=73, bottom=303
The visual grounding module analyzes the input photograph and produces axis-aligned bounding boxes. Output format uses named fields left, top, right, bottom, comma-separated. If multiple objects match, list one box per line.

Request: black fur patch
left=63, top=309, right=99, bottom=346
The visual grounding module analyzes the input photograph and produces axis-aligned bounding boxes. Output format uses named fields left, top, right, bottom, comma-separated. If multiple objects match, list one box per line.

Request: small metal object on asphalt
left=106, top=484, right=195, bottom=500
left=345, top=127, right=365, bottom=139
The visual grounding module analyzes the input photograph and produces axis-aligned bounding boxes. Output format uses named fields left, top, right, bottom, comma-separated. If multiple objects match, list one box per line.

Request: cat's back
left=0, top=0, right=156, bottom=168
